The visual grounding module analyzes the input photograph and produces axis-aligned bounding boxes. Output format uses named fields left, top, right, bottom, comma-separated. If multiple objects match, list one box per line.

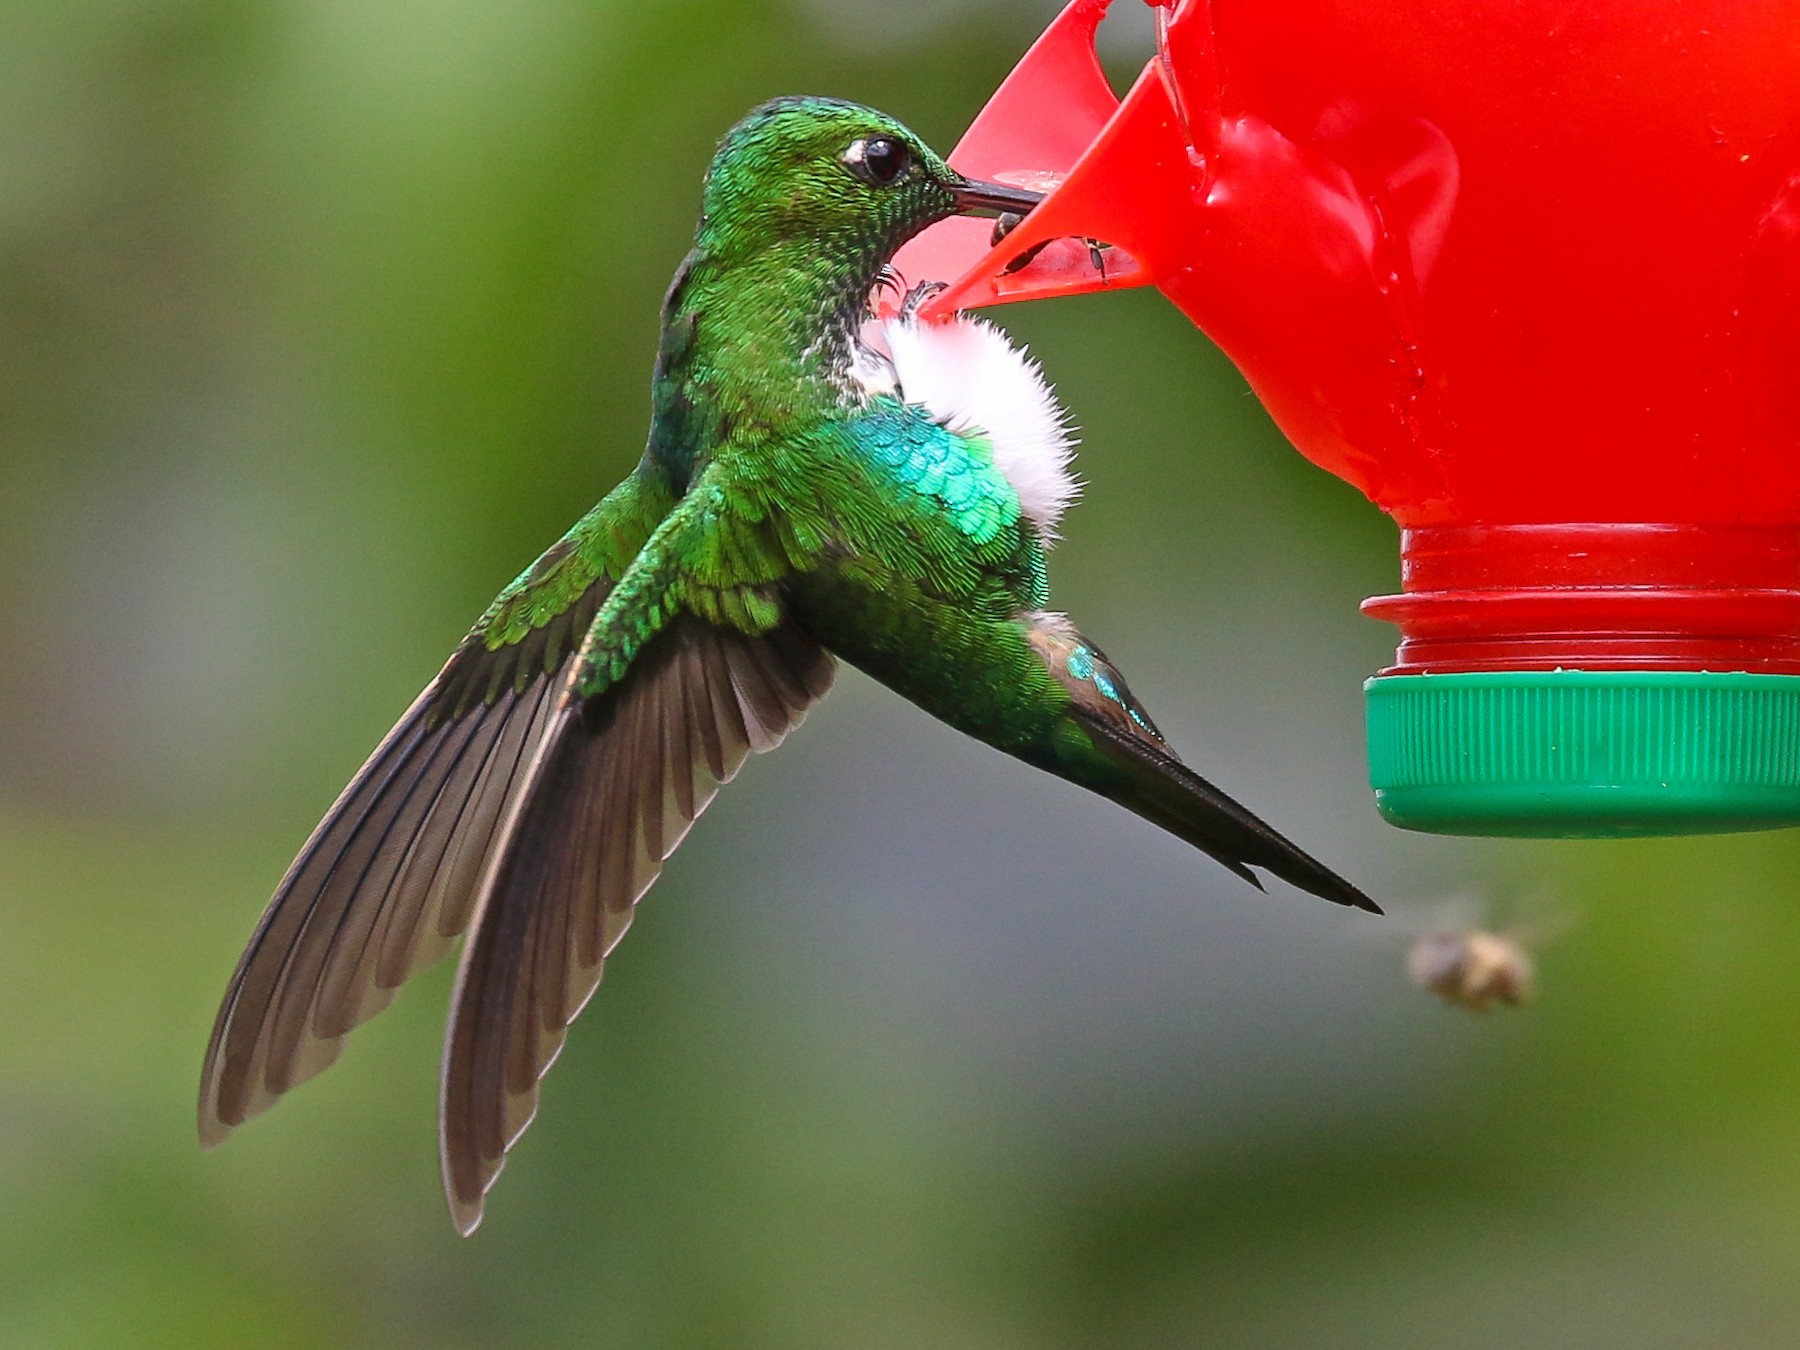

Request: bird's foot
left=900, top=280, right=948, bottom=322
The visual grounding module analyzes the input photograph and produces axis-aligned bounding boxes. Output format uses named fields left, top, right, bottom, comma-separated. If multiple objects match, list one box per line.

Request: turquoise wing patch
left=844, top=400, right=1018, bottom=547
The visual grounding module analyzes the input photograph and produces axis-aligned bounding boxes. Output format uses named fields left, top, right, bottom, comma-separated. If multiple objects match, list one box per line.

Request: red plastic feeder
left=896, top=0, right=1800, bottom=837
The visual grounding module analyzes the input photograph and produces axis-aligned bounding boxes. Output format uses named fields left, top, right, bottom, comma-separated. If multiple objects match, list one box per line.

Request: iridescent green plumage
left=199, top=96, right=1376, bottom=1236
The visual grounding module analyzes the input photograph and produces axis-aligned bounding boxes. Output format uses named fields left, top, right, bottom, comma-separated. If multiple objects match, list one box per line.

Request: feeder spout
left=899, top=0, right=1452, bottom=515
left=888, top=0, right=1139, bottom=310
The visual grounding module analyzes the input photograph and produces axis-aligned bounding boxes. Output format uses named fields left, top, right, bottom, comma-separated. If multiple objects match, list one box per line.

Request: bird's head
left=697, top=96, right=1040, bottom=272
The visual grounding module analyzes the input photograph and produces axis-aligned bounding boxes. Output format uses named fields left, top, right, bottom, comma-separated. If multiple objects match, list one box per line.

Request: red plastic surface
left=896, top=0, right=1800, bottom=676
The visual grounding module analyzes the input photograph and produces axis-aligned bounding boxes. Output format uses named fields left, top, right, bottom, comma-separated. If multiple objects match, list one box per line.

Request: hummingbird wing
left=198, top=472, right=673, bottom=1145
left=437, top=480, right=835, bottom=1233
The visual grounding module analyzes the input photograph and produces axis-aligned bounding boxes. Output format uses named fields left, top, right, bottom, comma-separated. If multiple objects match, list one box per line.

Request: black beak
left=949, top=175, right=1045, bottom=217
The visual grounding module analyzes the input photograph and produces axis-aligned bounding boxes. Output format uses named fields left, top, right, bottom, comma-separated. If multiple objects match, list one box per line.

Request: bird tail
left=1072, top=712, right=1380, bottom=914
left=1026, top=622, right=1379, bottom=914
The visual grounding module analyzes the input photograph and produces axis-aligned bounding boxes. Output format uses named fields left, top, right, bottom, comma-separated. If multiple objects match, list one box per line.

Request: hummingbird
left=199, top=96, right=1380, bottom=1235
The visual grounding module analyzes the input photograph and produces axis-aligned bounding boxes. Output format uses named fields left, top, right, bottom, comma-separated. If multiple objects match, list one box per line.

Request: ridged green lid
left=1365, top=670, right=1800, bottom=837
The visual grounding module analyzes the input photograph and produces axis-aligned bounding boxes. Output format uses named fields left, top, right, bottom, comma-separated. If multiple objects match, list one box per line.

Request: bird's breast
left=854, top=312, right=1079, bottom=542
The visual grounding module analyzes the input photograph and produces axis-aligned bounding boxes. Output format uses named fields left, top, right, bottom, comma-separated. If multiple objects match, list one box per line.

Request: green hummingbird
left=199, top=96, right=1379, bottom=1234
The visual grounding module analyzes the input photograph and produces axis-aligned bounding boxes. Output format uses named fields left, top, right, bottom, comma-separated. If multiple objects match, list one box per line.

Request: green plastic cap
left=1365, top=670, right=1800, bottom=837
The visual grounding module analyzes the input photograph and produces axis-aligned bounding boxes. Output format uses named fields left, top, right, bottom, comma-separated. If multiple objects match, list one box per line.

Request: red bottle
left=896, top=0, right=1800, bottom=836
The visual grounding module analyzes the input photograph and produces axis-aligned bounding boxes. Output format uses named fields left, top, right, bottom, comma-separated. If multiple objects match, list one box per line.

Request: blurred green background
left=7, top=1, right=1800, bottom=1346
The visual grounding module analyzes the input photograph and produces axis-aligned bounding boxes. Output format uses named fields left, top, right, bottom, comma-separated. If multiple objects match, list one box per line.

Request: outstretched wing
left=198, top=472, right=672, bottom=1144
left=438, top=615, right=833, bottom=1233
left=424, top=463, right=834, bottom=1232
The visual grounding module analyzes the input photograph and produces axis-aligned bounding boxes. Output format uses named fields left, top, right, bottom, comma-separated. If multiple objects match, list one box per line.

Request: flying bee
left=991, top=210, right=1114, bottom=278
left=1384, top=889, right=1570, bottom=1014
left=1407, top=928, right=1534, bottom=1013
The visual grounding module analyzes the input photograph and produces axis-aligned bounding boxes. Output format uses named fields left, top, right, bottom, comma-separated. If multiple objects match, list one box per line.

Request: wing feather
left=198, top=584, right=610, bottom=1144
left=439, top=617, right=835, bottom=1234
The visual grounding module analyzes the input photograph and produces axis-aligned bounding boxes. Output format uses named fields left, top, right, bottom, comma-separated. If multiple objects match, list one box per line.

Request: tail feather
left=1023, top=616, right=1378, bottom=914
left=1075, top=712, right=1381, bottom=914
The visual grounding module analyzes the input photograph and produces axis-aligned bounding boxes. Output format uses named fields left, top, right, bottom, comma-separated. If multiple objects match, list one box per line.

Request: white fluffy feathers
left=860, top=313, right=1080, bottom=541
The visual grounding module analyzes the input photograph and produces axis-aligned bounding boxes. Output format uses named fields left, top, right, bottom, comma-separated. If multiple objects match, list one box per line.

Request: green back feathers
left=842, top=401, right=1019, bottom=548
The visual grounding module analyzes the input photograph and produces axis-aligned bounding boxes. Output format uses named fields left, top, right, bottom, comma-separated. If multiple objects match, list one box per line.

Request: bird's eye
left=843, top=136, right=910, bottom=186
